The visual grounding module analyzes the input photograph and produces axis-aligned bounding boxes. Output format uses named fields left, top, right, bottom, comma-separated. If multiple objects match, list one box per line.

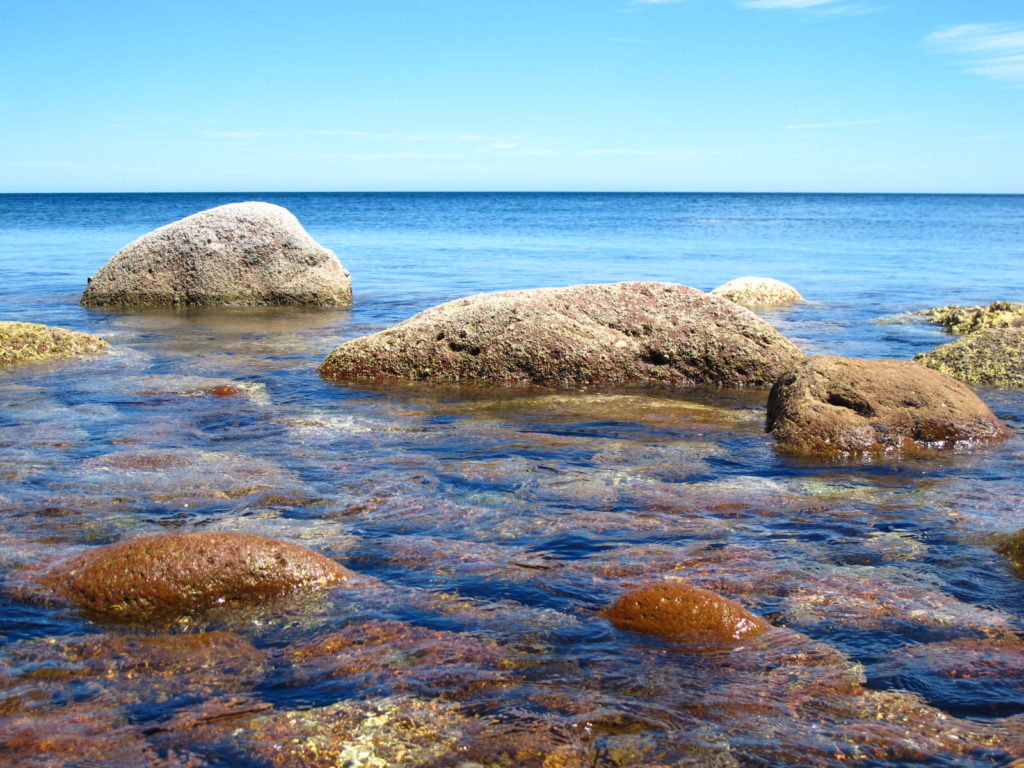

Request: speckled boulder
left=49, top=532, right=356, bottom=620
left=915, top=327, right=1024, bottom=389
left=767, top=356, right=1010, bottom=457
left=319, top=282, right=802, bottom=388
left=604, top=581, right=769, bottom=649
left=710, top=276, right=804, bottom=308
left=0, top=321, right=108, bottom=365
left=81, top=202, right=351, bottom=308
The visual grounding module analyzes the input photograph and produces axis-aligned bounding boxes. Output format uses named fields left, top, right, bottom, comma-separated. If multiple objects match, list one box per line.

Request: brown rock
left=604, top=581, right=769, bottom=649
left=319, top=282, right=802, bottom=388
left=48, top=532, right=356, bottom=621
left=995, top=529, right=1024, bottom=577
left=0, top=321, right=108, bottom=365
left=766, top=356, right=1010, bottom=457
left=81, top=202, right=352, bottom=308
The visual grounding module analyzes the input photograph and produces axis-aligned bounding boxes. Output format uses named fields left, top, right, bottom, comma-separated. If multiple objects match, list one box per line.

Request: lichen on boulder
left=319, top=281, right=802, bottom=388
left=47, top=532, right=357, bottom=621
left=0, top=321, right=108, bottom=365
left=81, top=202, right=352, bottom=308
left=710, top=276, right=804, bottom=308
left=766, top=355, right=1010, bottom=457
left=916, top=300, right=1024, bottom=335
left=603, top=580, right=769, bottom=649
left=915, top=327, right=1024, bottom=389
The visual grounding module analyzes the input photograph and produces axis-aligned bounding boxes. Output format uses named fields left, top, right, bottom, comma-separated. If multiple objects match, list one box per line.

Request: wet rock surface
left=0, top=321, right=109, bottom=365
left=915, top=326, right=1024, bottom=389
left=320, top=281, right=802, bottom=388
left=710, top=276, right=804, bottom=308
left=766, top=355, right=1010, bottom=457
left=47, top=532, right=357, bottom=620
left=995, top=528, right=1024, bottom=577
left=81, top=202, right=352, bottom=308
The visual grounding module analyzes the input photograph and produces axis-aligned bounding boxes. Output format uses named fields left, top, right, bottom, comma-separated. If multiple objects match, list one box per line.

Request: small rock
left=48, top=532, right=357, bottom=621
left=766, top=355, right=1010, bottom=457
left=710, top=276, right=804, bottom=308
left=81, top=202, right=351, bottom=308
left=604, top=581, right=769, bottom=649
left=995, top=529, right=1024, bottom=578
left=0, top=322, right=108, bottom=365
left=916, top=300, right=1024, bottom=335
left=320, top=282, right=802, bottom=388
left=915, top=327, right=1024, bottom=389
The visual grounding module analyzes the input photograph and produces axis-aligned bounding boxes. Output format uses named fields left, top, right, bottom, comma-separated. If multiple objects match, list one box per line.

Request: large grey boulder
left=319, top=282, right=803, bottom=388
left=81, top=202, right=351, bottom=308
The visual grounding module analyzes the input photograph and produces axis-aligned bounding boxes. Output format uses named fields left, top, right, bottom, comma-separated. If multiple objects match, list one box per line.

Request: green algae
left=0, top=321, right=109, bottom=365
left=916, top=301, right=1024, bottom=336
left=914, top=327, right=1024, bottom=389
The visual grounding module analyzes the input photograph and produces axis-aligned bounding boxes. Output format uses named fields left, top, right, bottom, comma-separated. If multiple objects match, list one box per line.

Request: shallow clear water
left=1, top=193, right=1023, bottom=767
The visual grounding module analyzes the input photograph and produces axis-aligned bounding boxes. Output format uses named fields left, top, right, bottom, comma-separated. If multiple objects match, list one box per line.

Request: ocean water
left=0, top=193, right=1022, bottom=766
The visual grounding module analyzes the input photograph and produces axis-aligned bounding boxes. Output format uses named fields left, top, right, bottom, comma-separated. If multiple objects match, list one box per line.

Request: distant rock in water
left=766, top=355, right=1010, bottom=457
left=604, top=581, right=769, bottom=649
left=915, top=327, right=1024, bottom=390
left=710, top=276, right=804, bottom=308
left=81, top=202, right=352, bottom=308
left=319, top=282, right=802, bottom=388
left=916, top=300, right=1024, bottom=335
left=0, top=321, right=109, bottom=365
left=48, top=532, right=357, bottom=621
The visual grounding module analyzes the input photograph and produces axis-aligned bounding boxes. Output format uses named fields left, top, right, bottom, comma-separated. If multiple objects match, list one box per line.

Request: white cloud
left=742, top=0, right=840, bottom=8
left=926, top=23, right=1024, bottom=85
left=203, top=130, right=275, bottom=138
left=786, top=117, right=904, bottom=130
left=633, top=0, right=687, bottom=4
left=740, top=0, right=877, bottom=15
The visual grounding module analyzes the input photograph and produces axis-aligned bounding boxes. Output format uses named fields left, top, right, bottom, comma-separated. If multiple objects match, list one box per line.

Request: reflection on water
left=1, top=193, right=1023, bottom=766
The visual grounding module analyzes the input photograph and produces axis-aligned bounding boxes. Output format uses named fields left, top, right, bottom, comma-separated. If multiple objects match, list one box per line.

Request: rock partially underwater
left=0, top=322, right=108, bottom=365
left=47, top=532, right=357, bottom=621
left=915, top=327, right=1024, bottom=389
left=766, top=355, right=1009, bottom=457
left=710, top=276, right=804, bottom=308
left=320, top=281, right=802, bottom=388
left=81, top=202, right=352, bottom=308
left=916, top=300, right=1024, bottom=335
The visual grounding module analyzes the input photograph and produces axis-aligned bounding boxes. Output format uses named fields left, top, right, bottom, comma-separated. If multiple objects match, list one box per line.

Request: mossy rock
left=915, top=327, right=1024, bottom=389
left=0, top=321, right=108, bottom=365
left=916, top=301, right=1024, bottom=335
left=995, top=529, right=1024, bottom=578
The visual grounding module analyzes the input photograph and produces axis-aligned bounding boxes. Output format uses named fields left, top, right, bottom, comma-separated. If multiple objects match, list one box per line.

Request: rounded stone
left=81, top=202, right=351, bottom=308
left=319, top=281, right=802, bottom=388
left=0, top=322, right=108, bottom=365
left=915, top=327, right=1024, bottom=389
left=605, top=581, right=769, bottom=648
left=766, top=355, right=1010, bottom=457
left=710, top=277, right=804, bottom=308
left=49, top=532, right=356, bottom=620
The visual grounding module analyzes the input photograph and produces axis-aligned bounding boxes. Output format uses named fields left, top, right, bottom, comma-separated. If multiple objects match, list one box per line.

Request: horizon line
left=1, top=189, right=1023, bottom=196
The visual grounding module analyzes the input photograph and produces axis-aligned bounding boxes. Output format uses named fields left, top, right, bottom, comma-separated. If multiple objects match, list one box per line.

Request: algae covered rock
left=604, top=581, right=769, bottom=649
left=81, top=202, right=352, bottom=308
left=0, top=321, right=108, bottom=365
left=915, top=327, right=1024, bottom=389
left=710, top=276, right=804, bottom=308
left=766, top=355, right=1010, bottom=457
left=49, top=532, right=356, bottom=620
left=917, top=300, right=1024, bottom=335
left=320, top=282, right=802, bottom=388
left=995, top=529, right=1024, bottom=578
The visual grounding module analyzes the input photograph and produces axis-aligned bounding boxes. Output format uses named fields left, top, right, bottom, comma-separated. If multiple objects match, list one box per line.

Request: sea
left=1, top=192, right=1022, bottom=766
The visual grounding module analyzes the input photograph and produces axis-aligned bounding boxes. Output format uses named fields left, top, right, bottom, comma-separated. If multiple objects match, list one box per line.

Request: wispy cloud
left=740, top=0, right=877, bottom=15
left=786, top=117, right=904, bottom=130
left=203, top=130, right=276, bottom=138
left=633, top=0, right=687, bottom=4
left=925, top=23, right=1024, bottom=85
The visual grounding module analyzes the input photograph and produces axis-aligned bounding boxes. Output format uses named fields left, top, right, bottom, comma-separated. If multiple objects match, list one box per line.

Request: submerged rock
left=604, top=580, right=769, bottom=649
left=766, top=356, right=1010, bottom=457
left=0, top=321, right=108, bottom=365
left=320, top=282, right=802, bottom=388
left=916, top=300, right=1024, bottom=335
left=710, top=276, right=804, bottom=308
left=995, top=529, right=1024, bottom=578
left=81, top=202, right=352, bottom=308
left=48, top=532, right=356, bottom=621
left=915, top=327, right=1024, bottom=389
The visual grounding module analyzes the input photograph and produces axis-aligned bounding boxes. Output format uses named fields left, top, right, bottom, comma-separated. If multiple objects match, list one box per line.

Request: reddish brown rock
left=604, top=581, right=769, bottom=649
left=48, top=532, right=356, bottom=621
left=766, top=355, right=1010, bottom=457
left=319, top=282, right=802, bottom=388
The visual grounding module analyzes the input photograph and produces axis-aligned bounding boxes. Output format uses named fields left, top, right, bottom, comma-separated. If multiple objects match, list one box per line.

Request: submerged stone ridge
left=319, top=281, right=802, bottom=388
left=81, top=202, right=352, bottom=308
left=0, top=321, right=109, bottom=365
left=766, top=355, right=1010, bottom=457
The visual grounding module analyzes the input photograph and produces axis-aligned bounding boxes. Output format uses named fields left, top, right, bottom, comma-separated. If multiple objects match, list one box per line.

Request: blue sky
left=1, top=0, right=1021, bottom=192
